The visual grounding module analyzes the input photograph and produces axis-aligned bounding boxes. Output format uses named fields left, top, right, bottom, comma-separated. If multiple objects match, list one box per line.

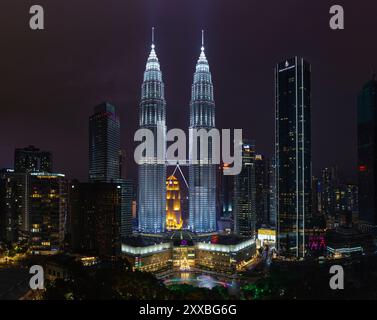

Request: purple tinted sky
left=1, top=0, right=377, bottom=182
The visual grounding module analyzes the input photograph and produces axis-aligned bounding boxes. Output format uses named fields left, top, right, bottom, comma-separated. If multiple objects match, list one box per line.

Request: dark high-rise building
left=310, top=175, right=328, bottom=229
left=0, top=169, right=25, bottom=243
left=189, top=32, right=217, bottom=233
left=138, top=31, right=167, bottom=234
left=87, top=102, right=133, bottom=237
left=234, top=140, right=256, bottom=238
left=269, top=156, right=277, bottom=227
left=220, top=163, right=234, bottom=220
left=311, top=176, right=320, bottom=217
left=357, top=77, right=377, bottom=226
left=0, top=169, right=32, bottom=244
left=335, top=183, right=358, bottom=214
left=1, top=168, right=68, bottom=249
left=119, top=149, right=126, bottom=179
left=255, top=154, right=270, bottom=227
left=320, top=166, right=339, bottom=215
left=217, top=163, right=234, bottom=233
left=2, top=151, right=66, bottom=249
left=120, top=179, right=134, bottom=237
left=28, top=172, right=67, bottom=252
left=275, top=57, right=312, bottom=258
left=69, top=182, right=122, bottom=257
left=89, top=102, right=121, bottom=183
left=14, top=145, right=52, bottom=173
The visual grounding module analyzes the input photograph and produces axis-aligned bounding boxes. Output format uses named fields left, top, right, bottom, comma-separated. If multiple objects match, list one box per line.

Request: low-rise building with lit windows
left=44, top=254, right=100, bottom=281
left=28, top=172, right=67, bottom=253
left=121, top=237, right=172, bottom=273
left=196, top=236, right=255, bottom=274
left=257, top=227, right=276, bottom=247
left=326, top=227, right=375, bottom=258
left=170, top=231, right=196, bottom=270
left=121, top=232, right=256, bottom=275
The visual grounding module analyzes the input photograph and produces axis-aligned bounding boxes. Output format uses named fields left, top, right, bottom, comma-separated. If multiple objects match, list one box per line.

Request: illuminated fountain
left=179, top=257, right=191, bottom=271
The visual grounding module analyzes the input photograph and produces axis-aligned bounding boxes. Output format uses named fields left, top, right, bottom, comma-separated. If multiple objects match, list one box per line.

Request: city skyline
left=2, top=0, right=377, bottom=183
left=2, top=1, right=377, bottom=303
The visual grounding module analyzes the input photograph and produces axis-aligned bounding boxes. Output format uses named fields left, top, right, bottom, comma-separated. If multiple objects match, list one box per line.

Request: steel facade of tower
left=188, top=35, right=217, bottom=233
left=138, top=38, right=167, bottom=233
left=275, top=57, right=312, bottom=258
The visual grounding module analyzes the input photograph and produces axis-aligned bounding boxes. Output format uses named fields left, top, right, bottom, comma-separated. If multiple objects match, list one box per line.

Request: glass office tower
left=89, top=102, right=121, bottom=183
left=275, top=57, right=312, bottom=258
left=234, top=140, right=257, bottom=238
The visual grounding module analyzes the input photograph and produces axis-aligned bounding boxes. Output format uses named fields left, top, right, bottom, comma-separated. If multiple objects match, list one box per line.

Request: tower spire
left=201, top=29, right=204, bottom=51
left=151, top=27, right=155, bottom=49
left=197, top=29, right=208, bottom=64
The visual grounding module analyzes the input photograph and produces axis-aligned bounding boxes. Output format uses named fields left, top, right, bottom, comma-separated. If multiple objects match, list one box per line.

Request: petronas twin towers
left=138, top=29, right=216, bottom=234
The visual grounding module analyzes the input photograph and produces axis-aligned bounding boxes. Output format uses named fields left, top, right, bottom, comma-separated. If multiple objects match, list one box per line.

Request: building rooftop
left=122, top=236, right=169, bottom=248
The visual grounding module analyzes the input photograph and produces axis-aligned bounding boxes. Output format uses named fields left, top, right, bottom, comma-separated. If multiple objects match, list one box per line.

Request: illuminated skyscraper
left=0, top=169, right=27, bottom=243
left=138, top=29, right=167, bottom=233
left=1, top=170, right=67, bottom=249
left=28, top=172, right=67, bottom=252
left=189, top=31, right=217, bottom=233
left=269, top=156, right=277, bottom=226
left=320, top=166, right=339, bottom=215
left=166, top=175, right=183, bottom=230
left=255, top=154, right=270, bottom=227
left=234, top=140, right=256, bottom=238
left=275, top=57, right=312, bottom=258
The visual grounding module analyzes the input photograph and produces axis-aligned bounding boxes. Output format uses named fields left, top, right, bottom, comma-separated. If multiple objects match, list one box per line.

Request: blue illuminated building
left=189, top=31, right=217, bottom=233
left=138, top=29, right=167, bottom=233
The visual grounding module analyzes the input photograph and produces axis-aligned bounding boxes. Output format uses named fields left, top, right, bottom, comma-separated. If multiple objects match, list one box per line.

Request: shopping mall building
left=121, top=231, right=256, bottom=275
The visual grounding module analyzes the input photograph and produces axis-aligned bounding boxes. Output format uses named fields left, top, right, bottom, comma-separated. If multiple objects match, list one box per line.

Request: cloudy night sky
left=1, top=0, right=377, bottom=182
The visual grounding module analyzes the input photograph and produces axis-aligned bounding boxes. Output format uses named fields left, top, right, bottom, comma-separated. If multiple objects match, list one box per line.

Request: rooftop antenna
left=151, top=27, right=155, bottom=48
left=201, top=29, right=204, bottom=51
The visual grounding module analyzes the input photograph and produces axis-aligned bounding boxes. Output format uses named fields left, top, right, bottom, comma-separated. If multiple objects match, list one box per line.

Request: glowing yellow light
left=166, top=175, right=183, bottom=230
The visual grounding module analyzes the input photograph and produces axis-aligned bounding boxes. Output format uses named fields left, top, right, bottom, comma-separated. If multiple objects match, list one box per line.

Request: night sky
left=1, top=0, right=377, bottom=182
